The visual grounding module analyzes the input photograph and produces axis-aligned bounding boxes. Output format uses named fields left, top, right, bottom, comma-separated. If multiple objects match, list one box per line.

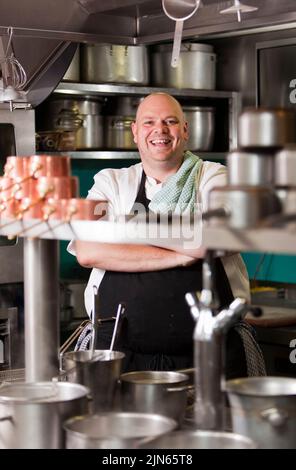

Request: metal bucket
left=62, top=350, right=125, bottom=412
left=64, top=412, right=177, bottom=449
left=140, top=430, right=256, bottom=449
left=226, top=377, right=296, bottom=448
left=0, top=381, right=89, bottom=449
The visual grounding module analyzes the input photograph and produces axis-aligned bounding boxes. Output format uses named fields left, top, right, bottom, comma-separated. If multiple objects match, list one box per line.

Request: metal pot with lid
left=151, top=42, right=216, bottom=90
left=36, top=97, right=105, bottom=150
left=0, top=381, right=89, bottom=449
left=81, top=44, right=149, bottom=85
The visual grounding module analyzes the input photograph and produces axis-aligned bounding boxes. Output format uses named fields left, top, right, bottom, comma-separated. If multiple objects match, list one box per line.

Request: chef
left=69, top=92, right=251, bottom=378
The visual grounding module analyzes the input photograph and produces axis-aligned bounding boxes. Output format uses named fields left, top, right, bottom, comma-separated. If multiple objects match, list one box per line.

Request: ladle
left=220, top=0, right=258, bottom=23
left=162, top=0, right=200, bottom=67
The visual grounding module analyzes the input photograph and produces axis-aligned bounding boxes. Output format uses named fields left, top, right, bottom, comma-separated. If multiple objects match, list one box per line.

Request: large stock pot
left=226, top=377, right=296, bottom=449
left=0, top=381, right=89, bottom=449
left=151, top=43, right=216, bottom=90
left=81, top=44, right=149, bottom=85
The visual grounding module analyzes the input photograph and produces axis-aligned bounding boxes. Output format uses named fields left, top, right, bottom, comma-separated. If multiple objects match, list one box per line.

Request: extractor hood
left=1, top=0, right=296, bottom=108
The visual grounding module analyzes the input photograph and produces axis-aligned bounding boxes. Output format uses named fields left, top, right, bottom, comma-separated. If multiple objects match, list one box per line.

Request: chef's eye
left=166, top=118, right=178, bottom=125
left=143, top=120, right=154, bottom=126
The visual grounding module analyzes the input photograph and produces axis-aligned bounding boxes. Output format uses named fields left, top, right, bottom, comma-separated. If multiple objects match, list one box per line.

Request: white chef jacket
left=68, top=160, right=250, bottom=315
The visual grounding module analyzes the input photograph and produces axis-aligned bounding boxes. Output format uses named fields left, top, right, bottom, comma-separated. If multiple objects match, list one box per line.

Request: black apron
left=98, top=171, right=247, bottom=378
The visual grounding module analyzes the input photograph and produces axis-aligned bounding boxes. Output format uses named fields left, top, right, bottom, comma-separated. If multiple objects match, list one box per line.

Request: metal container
left=37, top=98, right=104, bottom=149
left=62, top=46, right=80, bottom=82
left=64, top=412, right=177, bottom=449
left=276, top=187, right=296, bottom=214
left=238, top=108, right=296, bottom=149
left=63, top=350, right=124, bottom=412
left=207, top=185, right=282, bottom=228
left=226, top=377, right=296, bottom=449
left=105, top=115, right=137, bottom=149
left=81, top=44, right=149, bottom=85
left=140, top=430, right=256, bottom=449
left=183, top=106, right=215, bottom=151
left=120, top=371, right=189, bottom=424
left=152, top=43, right=216, bottom=90
left=275, top=145, right=296, bottom=186
left=0, top=381, right=89, bottom=449
left=227, top=150, right=274, bottom=186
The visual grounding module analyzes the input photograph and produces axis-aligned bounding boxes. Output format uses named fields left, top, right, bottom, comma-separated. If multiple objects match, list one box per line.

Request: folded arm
left=75, top=240, right=205, bottom=272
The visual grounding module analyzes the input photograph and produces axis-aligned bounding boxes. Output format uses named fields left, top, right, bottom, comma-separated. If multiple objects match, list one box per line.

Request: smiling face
left=131, top=93, right=189, bottom=174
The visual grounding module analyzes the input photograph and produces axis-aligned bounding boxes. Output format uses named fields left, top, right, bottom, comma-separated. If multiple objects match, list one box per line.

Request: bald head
left=135, top=93, right=185, bottom=123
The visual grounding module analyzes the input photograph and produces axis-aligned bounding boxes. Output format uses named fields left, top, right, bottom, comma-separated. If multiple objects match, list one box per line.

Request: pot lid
left=0, top=381, right=88, bottom=403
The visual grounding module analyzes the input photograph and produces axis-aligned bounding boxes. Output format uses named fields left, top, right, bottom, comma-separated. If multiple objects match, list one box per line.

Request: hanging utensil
left=220, top=0, right=258, bottom=23
left=162, top=0, right=200, bottom=68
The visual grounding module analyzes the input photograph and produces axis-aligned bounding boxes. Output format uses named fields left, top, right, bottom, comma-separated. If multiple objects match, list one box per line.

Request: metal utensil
left=109, top=302, right=126, bottom=353
left=162, top=0, right=200, bottom=68
left=90, top=285, right=98, bottom=359
left=220, top=0, right=258, bottom=23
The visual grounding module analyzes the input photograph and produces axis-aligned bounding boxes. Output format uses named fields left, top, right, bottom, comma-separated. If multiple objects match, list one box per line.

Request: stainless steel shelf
left=55, top=82, right=239, bottom=100
left=39, top=151, right=226, bottom=161
left=40, top=151, right=141, bottom=160
left=1, top=218, right=296, bottom=255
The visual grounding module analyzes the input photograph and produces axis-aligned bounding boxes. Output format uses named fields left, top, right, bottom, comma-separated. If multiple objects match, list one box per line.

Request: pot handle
left=0, top=415, right=13, bottom=422
left=260, top=407, right=289, bottom=427
left=166, top=384, right=194, bottom=393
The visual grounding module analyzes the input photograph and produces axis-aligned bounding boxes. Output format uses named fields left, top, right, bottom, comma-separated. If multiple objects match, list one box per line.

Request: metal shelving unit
left=52, top=82, right=241, bottom=158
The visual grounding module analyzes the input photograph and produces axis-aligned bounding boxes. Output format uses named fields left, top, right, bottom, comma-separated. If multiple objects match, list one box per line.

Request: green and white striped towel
left=148, top=151, right=203, bottom=214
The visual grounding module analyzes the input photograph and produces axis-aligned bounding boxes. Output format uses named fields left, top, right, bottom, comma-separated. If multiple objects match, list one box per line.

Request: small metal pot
left=0, top=381, right=89, bottom=449
left=238, top=108, right=296, bottom=149
left=105, top=116, right=136, bottom=149
left=184, top=106, right=215, bottom=151
left=276, top=186, right=296, bottom=215
left=207, top=185, right=282, bottom=228
left=140, top=430, right=256, bottom=449
left=227, top=150, right=275, bottom=186
left=226, top=377, right=296, bottom=449
left=120, top=370, right=190, bottom=424
left=275, top=145, right=296, bottom=186
left=64, top=412, right=177, bottom=449
left=62, top=350, right=125, bottom=412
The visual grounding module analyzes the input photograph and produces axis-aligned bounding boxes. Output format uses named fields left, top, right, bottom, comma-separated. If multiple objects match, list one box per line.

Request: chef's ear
left=183, top=120, right=189, bottom=141
left=131, top=120, right=138, bottom=143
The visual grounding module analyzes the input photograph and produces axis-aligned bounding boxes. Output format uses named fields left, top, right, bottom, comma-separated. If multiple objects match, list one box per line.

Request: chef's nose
left=154, top=119, right=169, bottom=132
